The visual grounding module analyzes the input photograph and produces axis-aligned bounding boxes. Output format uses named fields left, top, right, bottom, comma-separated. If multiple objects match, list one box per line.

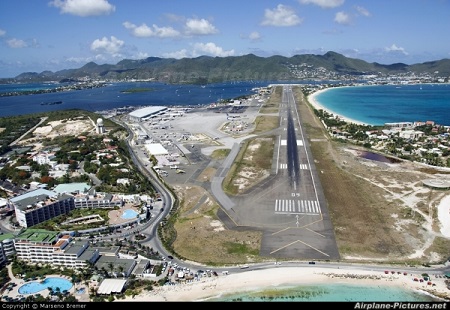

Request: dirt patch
left=171, top=184, right=263, bottom=264
left=17, top=118, right=96, bottom=152
left=196, top=167, right=216, bottom=182
left=33, top=119, right=94, bottom=138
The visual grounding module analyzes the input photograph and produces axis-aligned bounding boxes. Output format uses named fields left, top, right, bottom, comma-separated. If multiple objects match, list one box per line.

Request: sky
left=0, top=0, right=449, bottom=78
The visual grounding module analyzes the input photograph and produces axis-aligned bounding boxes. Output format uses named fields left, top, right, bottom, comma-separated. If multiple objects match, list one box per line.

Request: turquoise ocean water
left=313, top=83, right=450, bottom=126
left=205, top=283, right=442, bottom=302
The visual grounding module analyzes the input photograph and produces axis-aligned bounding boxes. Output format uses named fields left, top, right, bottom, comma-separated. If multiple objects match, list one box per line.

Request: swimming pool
left=121, top=209, right=139, bottom=219
left=18, top=277, right=73, bottom=295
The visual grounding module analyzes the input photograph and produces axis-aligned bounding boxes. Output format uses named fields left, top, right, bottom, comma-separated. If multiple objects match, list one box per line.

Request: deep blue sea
left=314, top=83, right=450, bottom=126
left=1, top=82, right=449, bottom=127
left=0, top=81, right=274, bottom=118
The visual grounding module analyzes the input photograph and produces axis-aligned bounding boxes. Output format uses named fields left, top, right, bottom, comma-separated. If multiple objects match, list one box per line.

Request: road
left=9, top=116, right=47, bottom=146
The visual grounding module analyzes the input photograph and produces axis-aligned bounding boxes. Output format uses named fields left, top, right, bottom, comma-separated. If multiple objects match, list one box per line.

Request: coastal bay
left=310, top=83, right=450, bottom=126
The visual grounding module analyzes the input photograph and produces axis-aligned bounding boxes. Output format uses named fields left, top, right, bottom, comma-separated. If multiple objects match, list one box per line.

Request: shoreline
left=307, top=86, right=371, bottom=126
left=118, top=267, right=450, bottom=302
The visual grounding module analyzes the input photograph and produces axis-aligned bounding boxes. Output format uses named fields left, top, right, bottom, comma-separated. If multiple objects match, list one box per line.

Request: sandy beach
left=119, top=266, right=450, bottom=302
left=308, top=87, right=368, bottom=126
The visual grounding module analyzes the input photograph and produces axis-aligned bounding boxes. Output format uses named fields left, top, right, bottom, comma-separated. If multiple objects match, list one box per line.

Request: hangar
left=144, top=143, right=169, bottom=156
left=129, top=106, right=168, bottom=122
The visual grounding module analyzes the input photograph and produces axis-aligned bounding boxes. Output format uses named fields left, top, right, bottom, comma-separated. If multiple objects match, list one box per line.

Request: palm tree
left=107, top=263, right=114, bottom=276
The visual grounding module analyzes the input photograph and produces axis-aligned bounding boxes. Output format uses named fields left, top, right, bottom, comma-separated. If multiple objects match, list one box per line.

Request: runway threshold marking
left=269, top=239, right=330, bottom=257
left=280, top=139, right=303, bottom=146
left=279, top=163, right=308, bottom=170
left=275, top=199, right=321, bottom=214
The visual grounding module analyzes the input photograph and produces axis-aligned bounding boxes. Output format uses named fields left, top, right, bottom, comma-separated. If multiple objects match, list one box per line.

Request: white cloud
left=7, top=38, right=27, bottom=48
left=66, top=56, right=93, bottom=64
left=0, top=29, right=6, bottom=37
left=192, top=42, right=235, bottom=57
left=292, top=47, right=327, bottom=56
left=49, top=0, right=115, bottom=17
left=334, top=11, right=351, bottom=25
left=184, top=18, right=218, bottom=35
left=163, top=42, right=234, bottom=59
left=241, top=31, right=262, bottom=42
left=133, top=52, right=149, bottom=59
left=90, top=36, right=124, bottom=56
left=385, top=44, right=408, bottom=55
left=322, top=28, right=343, bottom=35
left=164, top=13, right=185, bottom=23
left=261, top=4, right=303, bottom=27
left=123, top=22, right=180, bottom=38
left=249, top=31, right=262, bottom=41
left=162, top=49, right=189, bottom=59
left=354, top=6, right=370, bottom=17
left=299, top=0, right=345, bottom=9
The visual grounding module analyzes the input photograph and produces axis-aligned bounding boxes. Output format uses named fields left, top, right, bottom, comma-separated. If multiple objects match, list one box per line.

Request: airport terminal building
left=129, top=106, right=168, bottom=122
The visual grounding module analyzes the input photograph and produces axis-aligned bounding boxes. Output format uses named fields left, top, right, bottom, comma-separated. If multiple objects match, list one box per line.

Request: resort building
left=73, top=189, right=123, bottom=208
left=8, top=184, right=123, bottom=228
left=53, top=183, right=91, bottom=195
left=0, top=235, right=15, bottom=265
left=0, top=244, right=7, bottom=266
left=94, top=255, right=137, bottom=278
left=10, top=188, right=75, bottom=228
left=13, top=229, right=99, bottom=268
left=132, top=259, right=154, bottom=278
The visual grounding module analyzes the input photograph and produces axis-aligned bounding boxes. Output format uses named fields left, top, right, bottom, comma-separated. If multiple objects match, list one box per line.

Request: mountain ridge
left=3, top=51, right=450, bottom=84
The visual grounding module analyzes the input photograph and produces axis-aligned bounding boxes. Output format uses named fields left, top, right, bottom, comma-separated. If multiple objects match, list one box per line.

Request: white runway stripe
left=279, top=164, right=308, bottom=169
left=275, top=200, right=320, bottom=214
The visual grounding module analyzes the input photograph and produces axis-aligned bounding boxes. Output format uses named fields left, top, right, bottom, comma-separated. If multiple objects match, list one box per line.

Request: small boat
left=40, top=101, right=63, bottom=105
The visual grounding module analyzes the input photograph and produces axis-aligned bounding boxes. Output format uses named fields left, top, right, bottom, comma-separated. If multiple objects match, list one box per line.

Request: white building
left=129, top=106, right=168, bottom=122
left=32, top=152, right=56, bottom=165
left=14, top=230, right=99, bottom=268
left=96, top=118, right=105, bottom=134
left=10, top=188, right=75, bottom=228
